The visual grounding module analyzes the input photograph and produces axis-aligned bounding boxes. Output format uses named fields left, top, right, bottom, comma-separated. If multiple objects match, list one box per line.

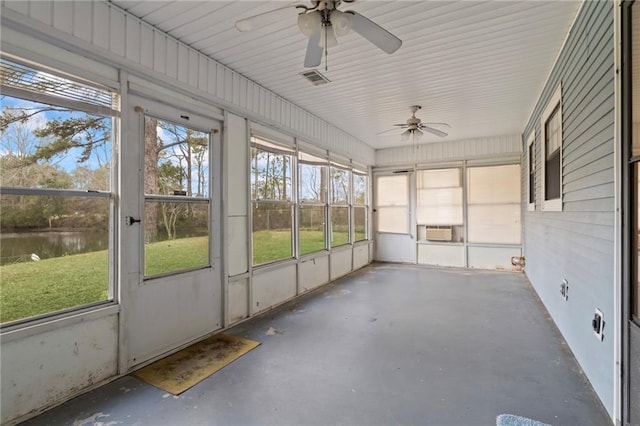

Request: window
left=416, top=168, right=463, bottom=242
left=375, top=175, right=409, bottom=234
left=143, top=118, right=210, bottom=277
left=353, top=171, right=368, bottom=242
left=330, top=163, right=350, bottom=247
left=467, top=165, right=521, bottom=244
left=527, top=132, right=536, bottom=211
left=0, top=57, right=117, bottom=324
left=628, top=1, right=640, bottom=320
left=541, top=85, right=563, bottom=211
left=298, top=151, right=328, bottom=255
left=251, top=137, right=294, bottom=265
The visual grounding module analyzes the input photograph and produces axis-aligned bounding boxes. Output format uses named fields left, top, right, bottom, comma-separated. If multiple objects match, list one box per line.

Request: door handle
left=125, top=216, right=141, bottom=226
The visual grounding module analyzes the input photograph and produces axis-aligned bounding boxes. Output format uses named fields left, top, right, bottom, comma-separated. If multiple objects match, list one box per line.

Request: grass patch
left=1, top=230, right=368, bottom=323
left=299, top=229, right=326, bottom=256
left=0, top=250, right=109, bottom=323
left=252, top=230, right=293, bottom=265
left=145, top=236, right=209, bottom=277
left=1, top=236, right=209, bottom=323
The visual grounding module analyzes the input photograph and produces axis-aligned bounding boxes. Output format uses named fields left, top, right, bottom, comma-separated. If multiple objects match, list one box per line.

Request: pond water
left=0, top=230, right=108, bottom=265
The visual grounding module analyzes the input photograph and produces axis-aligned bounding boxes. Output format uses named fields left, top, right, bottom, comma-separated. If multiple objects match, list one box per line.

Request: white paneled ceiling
left=108, top=0, right=580, bottom=149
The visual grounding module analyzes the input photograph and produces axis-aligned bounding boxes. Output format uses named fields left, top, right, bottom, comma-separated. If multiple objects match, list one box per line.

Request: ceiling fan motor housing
left=407, top=117, right=421, bottom=126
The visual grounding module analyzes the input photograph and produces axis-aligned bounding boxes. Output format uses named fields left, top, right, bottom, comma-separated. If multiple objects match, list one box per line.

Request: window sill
left=542, top=198, right=562, bottom=211
left=1, top=303, right=120, bottom=344
left=528, top=203, right=535, bottom=212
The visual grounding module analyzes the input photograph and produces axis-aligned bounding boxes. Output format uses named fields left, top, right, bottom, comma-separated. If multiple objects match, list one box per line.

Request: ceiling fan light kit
left=379, top=105, right=450, bottom=146
left=235, top=1, right=402, bottom=69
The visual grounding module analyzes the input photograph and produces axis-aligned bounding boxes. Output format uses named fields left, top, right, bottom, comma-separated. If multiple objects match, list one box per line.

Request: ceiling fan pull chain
left=325, top=28, right=329, bottom=71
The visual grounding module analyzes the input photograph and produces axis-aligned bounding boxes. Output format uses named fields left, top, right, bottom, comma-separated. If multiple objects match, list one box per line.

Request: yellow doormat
left=133, top=333, right=260, bottom=395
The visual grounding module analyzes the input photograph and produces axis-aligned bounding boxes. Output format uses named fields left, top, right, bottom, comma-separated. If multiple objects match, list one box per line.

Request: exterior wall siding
left=522, top=1, right=615, bottom=419
left=0, top=0, right=374, bottom=165
left=375, top=134, right=521, bottom=167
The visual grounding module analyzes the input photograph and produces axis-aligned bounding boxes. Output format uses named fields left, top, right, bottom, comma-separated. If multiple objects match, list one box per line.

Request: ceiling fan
left=379, top=106, right=450, bottom=141
left=234, top=1, right=402, bottom=69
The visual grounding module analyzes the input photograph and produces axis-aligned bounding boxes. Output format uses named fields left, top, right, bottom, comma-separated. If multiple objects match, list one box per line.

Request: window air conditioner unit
left=425, top=226, right=452, bottom=241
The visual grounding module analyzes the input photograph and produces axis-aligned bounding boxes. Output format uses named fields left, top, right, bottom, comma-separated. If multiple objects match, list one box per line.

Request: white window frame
left=250, top=136, right=295, bottom=266
left=329, top=162, right=351, bottom=248
left=352, top=170, right=369, bottom=242
left=540, top=84, right=563, bottom=211
left=298, top=150, right=329, bottom=255
left=0, top=57, right=119, bottom=326
left=527, top=131, right=536, bottom=211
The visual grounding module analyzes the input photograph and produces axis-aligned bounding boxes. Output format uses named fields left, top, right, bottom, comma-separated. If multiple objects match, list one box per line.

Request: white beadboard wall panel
left=0, top=1, right=374, bottom=165
left=52, top=1, right=73, bottom=35
left=2, top=0, right=27, bottom=15
left=375, top=135, right=521, bottom=167
left=73, top=1, right=92, bottom=41
left=92, top=1, right=110, bottom=51
left=126, top=15, right=141, bottom=63
left=1, top=27, right=120, bottom=89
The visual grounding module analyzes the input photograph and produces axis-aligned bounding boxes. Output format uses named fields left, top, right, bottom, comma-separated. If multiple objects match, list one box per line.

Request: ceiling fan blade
left=376, top=126, right=407, bottom=135
left=304, top=27, right=323, bottom=67
left=424, top=122, right=451, bottom=128
left=421, top=125, right=448, bottom=137
left=235, top=5, right=297, bottom=32
left=345, top=11, right=402, bottom=54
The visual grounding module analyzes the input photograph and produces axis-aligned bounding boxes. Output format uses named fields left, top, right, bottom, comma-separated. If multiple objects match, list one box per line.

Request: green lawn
left=145, top=236, right=209, bottom=277
left=1, top=230, right=367, bottom=323
left=0, top=236, right=209, bottom=324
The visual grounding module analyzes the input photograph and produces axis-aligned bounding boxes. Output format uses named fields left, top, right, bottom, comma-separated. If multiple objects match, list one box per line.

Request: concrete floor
left=23, top=264, right=610, bottom=426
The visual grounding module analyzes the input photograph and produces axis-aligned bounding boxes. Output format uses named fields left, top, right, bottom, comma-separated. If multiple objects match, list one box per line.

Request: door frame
left=621, top=1, right=637, bottom=423
left=121, top=93, right=224, bottom=369
left=372, top=170, right=416, bottom=263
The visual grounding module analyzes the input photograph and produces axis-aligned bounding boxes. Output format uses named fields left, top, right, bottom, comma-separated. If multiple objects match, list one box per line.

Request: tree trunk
left=144, top=118, right=159, bottom=242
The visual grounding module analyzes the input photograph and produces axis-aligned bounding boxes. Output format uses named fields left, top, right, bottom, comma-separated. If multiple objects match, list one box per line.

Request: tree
left=0, top=113, right=75, bottom=229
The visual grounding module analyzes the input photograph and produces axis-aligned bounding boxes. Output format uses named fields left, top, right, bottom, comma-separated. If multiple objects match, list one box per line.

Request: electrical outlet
left=592, top=308, right=604, bottom=341
left=560, top=279, right=569, bottom=301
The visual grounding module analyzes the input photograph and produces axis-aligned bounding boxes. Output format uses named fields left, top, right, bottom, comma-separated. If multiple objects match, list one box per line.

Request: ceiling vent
left=300, top=69, right=330, bottom=86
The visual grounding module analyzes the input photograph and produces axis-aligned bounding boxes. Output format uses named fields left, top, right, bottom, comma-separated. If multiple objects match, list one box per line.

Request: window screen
left=376, top=175, right=408, bottom=234
left=467, top=165, right=521, bottom=244
left=545, top=105, right=561, bottom=201
left=416, top=168, right=463, bottom=225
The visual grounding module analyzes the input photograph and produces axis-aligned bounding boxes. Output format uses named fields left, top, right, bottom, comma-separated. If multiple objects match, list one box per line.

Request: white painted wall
left=330, top=247, right=354, bottom=280
left=467, top=246, right=521, bottom=270
left=417, top=244, right=465, bottom=267
left=376, top=135, right=521, bottom=167
left=1, top=312, right=118, bottom=424
left=299, top=255, right=330, bottom=293
left=252, top=264, right=298, bottom=314
left=353, top=243, right=371, bottom=270
left=228, top=277, right=249, bottom=324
